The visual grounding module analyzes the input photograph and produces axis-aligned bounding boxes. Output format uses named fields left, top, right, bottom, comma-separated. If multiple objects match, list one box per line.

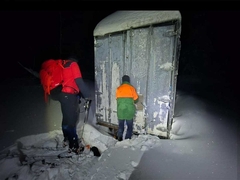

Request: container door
left=94, top=22, right=180, bottom=138
left=94, top=33, right=125, bottom=128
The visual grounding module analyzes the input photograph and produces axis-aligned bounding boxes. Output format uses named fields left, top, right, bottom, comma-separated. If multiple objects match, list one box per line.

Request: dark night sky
left=0, top=10, right=239, bottom=106
left=0, top=10, right=116, bottom=80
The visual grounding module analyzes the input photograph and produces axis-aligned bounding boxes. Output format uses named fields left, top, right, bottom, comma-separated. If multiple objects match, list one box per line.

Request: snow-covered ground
left=0, top=77, right=239, bottom=180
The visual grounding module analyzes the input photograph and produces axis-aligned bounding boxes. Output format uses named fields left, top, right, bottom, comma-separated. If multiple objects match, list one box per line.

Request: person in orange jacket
left=116, top=75, right=138, bottom=141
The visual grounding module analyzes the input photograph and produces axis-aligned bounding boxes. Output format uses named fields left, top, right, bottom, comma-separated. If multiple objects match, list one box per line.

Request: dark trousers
left=117, top=119, right=133, bottom=141
left=59, top=92, right=80, bottom=149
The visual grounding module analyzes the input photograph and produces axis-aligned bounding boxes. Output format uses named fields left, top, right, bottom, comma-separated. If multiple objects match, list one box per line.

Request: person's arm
left=134, top=97, right=139, bottom=104
left=70, top=61, right=90, bottom=99
left=132, top=86, right=139, bottom=103
left=75, top=77, right=90, bottom=99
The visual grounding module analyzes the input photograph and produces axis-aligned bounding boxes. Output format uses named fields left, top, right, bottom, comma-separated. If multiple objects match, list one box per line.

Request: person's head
left=67, top=54, right=79, bottom=62
left=122, top=75, right=130, bottom=83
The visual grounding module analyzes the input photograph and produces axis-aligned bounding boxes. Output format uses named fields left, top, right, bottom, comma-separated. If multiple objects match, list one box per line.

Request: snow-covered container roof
left=94, top=11, right=181, bottom=36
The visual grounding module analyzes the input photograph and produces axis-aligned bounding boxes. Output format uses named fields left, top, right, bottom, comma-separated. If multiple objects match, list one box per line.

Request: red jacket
left=62, top=61, right=82, bottom=94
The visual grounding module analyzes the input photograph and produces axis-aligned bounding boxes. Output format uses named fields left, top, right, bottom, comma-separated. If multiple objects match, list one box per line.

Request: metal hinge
left=95, top=91, right=102, bottom=95
left=94, top=42, right=102, bottom=47
left=163, top=30, right=178, bottom=37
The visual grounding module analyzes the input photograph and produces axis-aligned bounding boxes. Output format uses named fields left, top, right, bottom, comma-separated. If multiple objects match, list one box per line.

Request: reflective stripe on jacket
left=116, top=82, right=138, bottom=120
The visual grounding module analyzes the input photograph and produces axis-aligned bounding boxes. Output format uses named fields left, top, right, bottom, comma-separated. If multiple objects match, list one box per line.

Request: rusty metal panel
left=94, top=23, right=180, bottom=138
left=95, top=33, right=125, bottom=126
left=145, top=25, right=176, bottom=137
left=126, top=27, right=150, bottom=134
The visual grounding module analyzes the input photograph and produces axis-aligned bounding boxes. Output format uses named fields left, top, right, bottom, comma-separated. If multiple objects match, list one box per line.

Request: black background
left=0, top=6, right=239, bottom=108
left=0, top=10, right=116, bottom=80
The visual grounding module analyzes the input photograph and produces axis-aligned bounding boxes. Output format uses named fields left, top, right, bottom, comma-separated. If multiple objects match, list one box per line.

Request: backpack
left=39, top=59, right=64, bottom=102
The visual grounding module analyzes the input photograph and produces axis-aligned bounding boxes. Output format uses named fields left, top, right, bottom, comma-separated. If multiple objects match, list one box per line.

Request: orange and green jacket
left=116, top=82, right=138, bottom=120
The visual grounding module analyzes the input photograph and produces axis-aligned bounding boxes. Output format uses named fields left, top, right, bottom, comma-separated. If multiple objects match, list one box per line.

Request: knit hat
left=122, top=75, right=130, bottom=83
left=67, top=54, right=79, bottom=62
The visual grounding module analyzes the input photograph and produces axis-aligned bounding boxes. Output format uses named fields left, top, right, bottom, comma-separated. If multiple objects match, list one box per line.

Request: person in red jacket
left=59, top=56, right=90, bottom=154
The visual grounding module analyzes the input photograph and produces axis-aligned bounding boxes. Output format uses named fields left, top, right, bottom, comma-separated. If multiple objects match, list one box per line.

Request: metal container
left=93, top=11, right=181, bottom=138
